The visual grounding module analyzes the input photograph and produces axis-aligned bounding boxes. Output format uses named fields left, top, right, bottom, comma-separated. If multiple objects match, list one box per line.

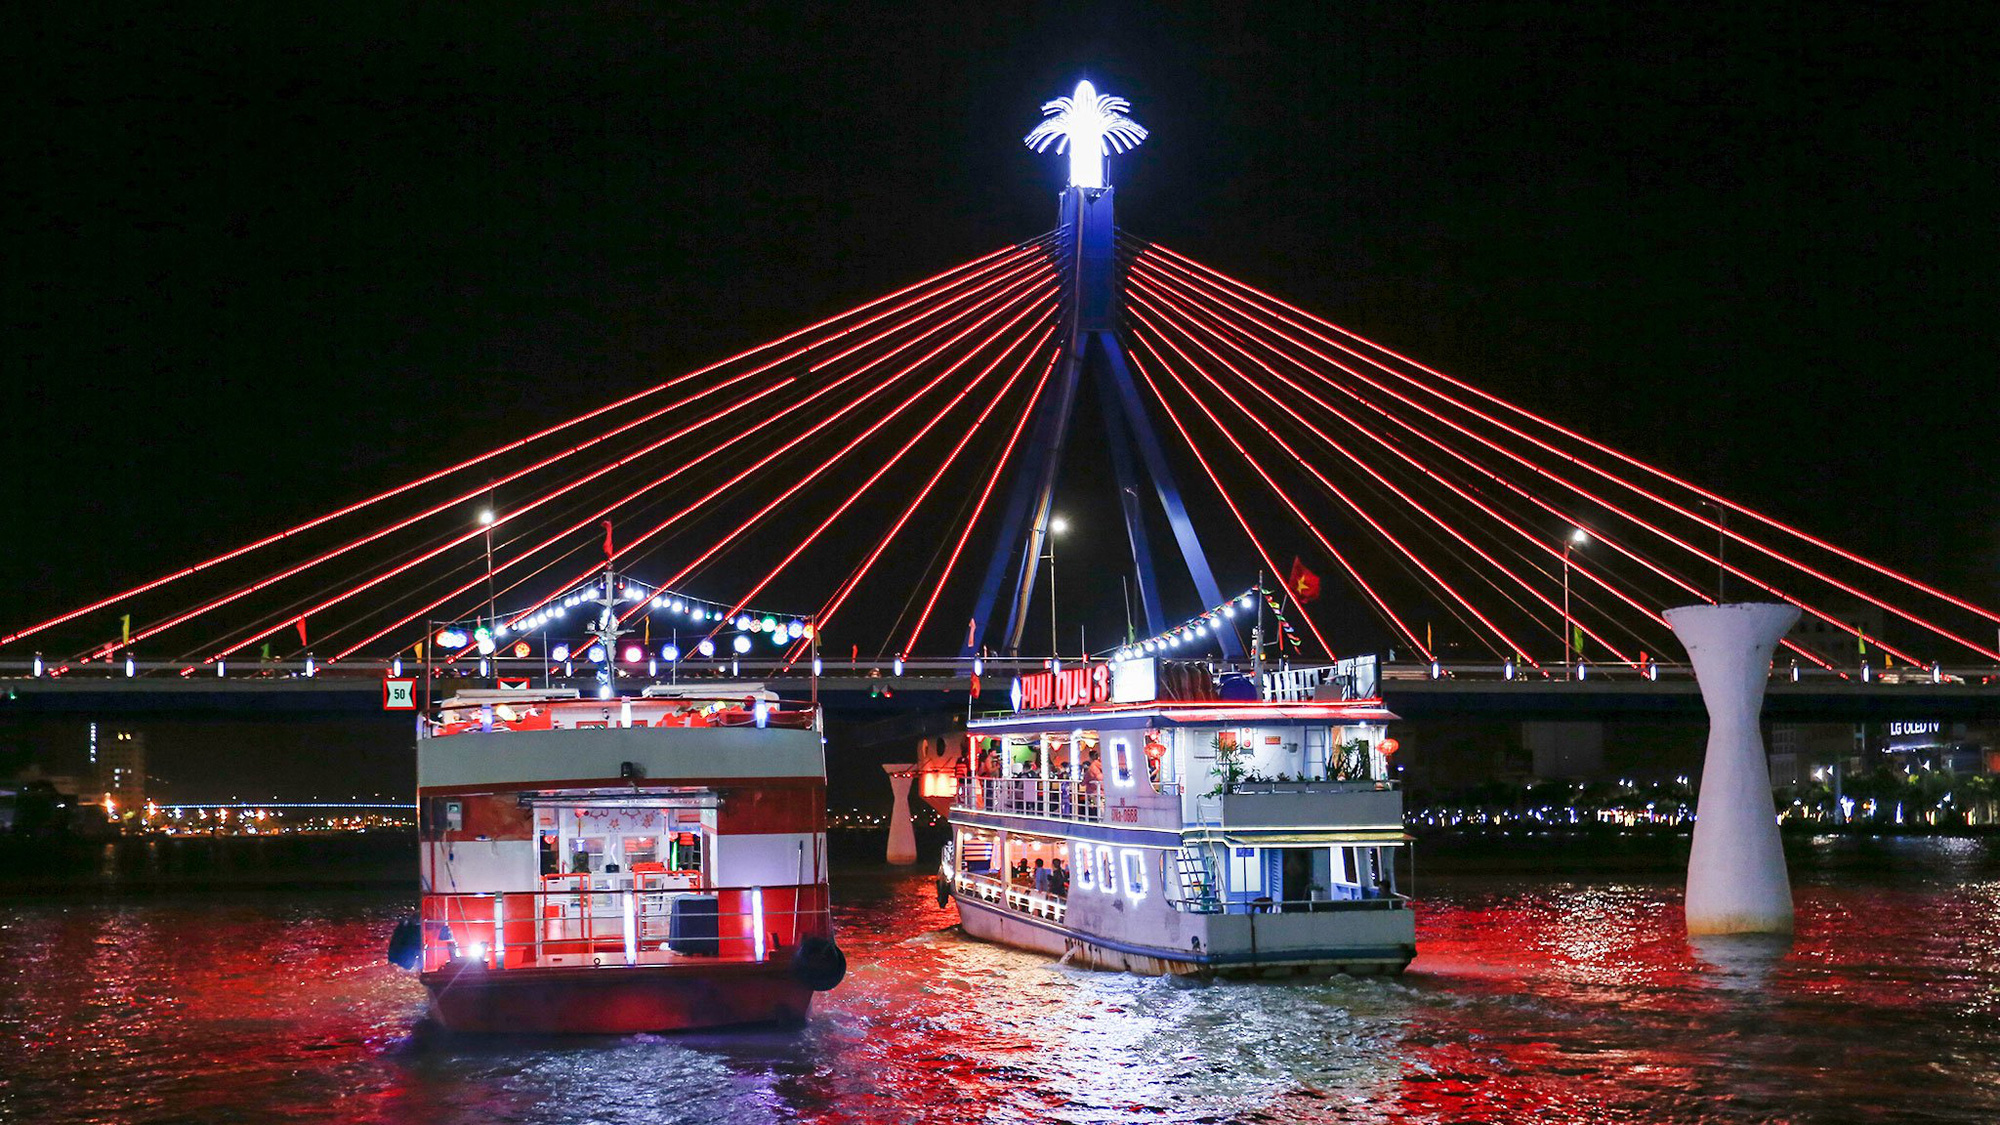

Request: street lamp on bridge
left=1564, top=528, right=1587, bottom=680
left=1045, top=515, right=1069, bottom=657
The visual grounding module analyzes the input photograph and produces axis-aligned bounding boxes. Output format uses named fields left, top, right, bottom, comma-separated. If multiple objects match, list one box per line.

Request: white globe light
left=732, top=635, right=752, bottom=654
left=697, top=639, right=716, bottom=658
left=623, top=645, right=643, bottom=663
left=735, top=615, right=753, bottom=630
left=551, top=644, right=570, bottom=662
left=587, top=645, right=606, bottom=663
left=662, top=644, right=680, bottom=662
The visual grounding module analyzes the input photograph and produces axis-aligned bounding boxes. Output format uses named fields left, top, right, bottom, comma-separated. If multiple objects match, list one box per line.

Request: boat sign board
left=383, top=678, right=418, bottom=710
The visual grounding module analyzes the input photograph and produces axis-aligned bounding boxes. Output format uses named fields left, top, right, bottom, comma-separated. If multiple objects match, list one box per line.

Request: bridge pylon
left=962, top=82, right=1239, bottom=659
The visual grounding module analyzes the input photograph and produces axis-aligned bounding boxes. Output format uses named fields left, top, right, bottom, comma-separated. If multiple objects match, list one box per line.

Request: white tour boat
left=931, top=656, right=1414, bottom=975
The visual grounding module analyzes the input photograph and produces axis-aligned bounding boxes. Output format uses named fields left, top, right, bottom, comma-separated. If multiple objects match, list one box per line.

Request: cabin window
left=1110, top=739, right=1133, bottom=787
left=1098, top=845, right=1116, bottom=891
left=1072, top=842, right=1094, bottom=890
left=1121, top=849, right=1148, bottom=900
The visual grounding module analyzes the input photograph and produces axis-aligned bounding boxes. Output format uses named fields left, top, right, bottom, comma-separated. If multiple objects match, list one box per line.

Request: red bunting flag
left=296, top=617, right=308, bottom=647
left=1287, top=557, right=1321, bottom=605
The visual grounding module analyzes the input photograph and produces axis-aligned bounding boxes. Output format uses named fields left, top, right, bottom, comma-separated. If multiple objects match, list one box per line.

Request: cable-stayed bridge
left=6, top=82, right=1997, bottom=721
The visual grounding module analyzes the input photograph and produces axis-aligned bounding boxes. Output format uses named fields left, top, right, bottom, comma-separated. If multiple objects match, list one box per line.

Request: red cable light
left=1132, top=340, right=1407, bottom=659
left=1132, top=260, right=1844, bottom=671
left=723, top=319, right=1057, bottom=634
left=2, top=237, right=1053, bottom=650
left=1135, top=248, right=1997, bottom=663
left=1124, top=348, right=1336, bottom=658
left=1132, top=281, right=1635, bottom=664
left=1144, top=240, right=2000, bottom=630
left=1134, top=308, right=1539, bottom=664
left=1131, top=254, right=1963, bottom=667
left=901, top=351, right=1062, bottom=653
left=221, top=378, right=799, bottom=664
left=523, top=278, right=1060, bottom=628
left=650, top=296, right=1059, bottom=603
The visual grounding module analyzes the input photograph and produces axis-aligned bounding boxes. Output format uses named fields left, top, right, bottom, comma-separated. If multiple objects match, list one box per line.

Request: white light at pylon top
left=1024, top=80, right=1148, bottom=190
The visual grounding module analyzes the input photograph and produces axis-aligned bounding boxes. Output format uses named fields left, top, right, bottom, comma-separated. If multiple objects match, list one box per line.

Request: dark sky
left=5, top=3, right=1997, bottom=794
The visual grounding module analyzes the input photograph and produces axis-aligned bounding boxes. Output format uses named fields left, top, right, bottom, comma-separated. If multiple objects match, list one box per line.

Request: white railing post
left=622, top=890, right=638, bottom=965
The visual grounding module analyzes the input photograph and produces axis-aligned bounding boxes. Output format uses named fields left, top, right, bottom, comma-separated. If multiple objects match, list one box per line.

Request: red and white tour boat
left=388, top=573, right=844, bottom=1034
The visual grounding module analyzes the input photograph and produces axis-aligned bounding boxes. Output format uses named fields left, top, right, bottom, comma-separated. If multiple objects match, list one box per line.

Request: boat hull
left=953, top=891, right=1413, bottom=977
left=420, top=959, right=814, bottom=1035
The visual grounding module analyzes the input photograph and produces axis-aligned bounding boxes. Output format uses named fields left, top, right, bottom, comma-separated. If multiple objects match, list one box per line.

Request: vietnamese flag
left=1287, top=557, right=1322, bottom=604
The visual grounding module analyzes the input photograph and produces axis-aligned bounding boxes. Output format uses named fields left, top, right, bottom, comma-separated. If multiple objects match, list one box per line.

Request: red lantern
left=1379, top=738, right=1401, bottom=756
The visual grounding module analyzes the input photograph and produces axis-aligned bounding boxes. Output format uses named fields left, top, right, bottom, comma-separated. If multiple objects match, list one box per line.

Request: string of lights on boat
left=1105, top=587, right=1301, bottom=663
left=5, top=225, right=1998, bottom=677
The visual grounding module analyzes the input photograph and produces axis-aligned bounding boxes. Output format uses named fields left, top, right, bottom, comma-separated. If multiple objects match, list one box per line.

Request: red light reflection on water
left=2, top=840, right=1998, bottom=1124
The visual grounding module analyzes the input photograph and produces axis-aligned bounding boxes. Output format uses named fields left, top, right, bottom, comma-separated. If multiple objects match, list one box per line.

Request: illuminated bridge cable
left=515, top=272, right=1060, bottom=632
left=713, top=317, right=1057, bottom=641
left=1136, top=331, right=1468, bottom=664
left=815, top=338, right=1060, bottom=648
left=1133, top=342, right=1390, bottom=659
left=417, top=262, right=1060, bottom=650
left=900, top=349, right=1062, bottom=654
left=78, top=238, right=1063, bottom=666
left=348, top=279, right=1057, bottom=663
left=1131, top=244, right=1999, bottom=663
left=90, top=367, right=806, bottom=664
left=1142, top=238, right=2000, bottom=633
left=1123, top=348, right=1336, bottom=659
left=1130, top=283, right=1638, bottom=666
left=199, top=376, right=798, bottom=665
left=1131, top=314, right=1523, bottom=664
left=650, top=298, right=1058, bottom=623
left=1130, top=300, right=1597, bottom=664
left=1127, top=251, right=1960, bottom=668
left=2, top=235, right=1054, bottom=652
left=1132, top=259, right=1844, bottom=672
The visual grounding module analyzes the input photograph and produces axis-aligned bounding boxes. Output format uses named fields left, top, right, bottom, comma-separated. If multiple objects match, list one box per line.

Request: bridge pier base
left=1667, top=602, right=1800, bottom=936
left=882, top=764, right=918, bottom=865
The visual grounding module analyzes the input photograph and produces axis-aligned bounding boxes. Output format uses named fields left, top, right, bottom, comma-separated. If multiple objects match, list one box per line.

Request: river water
left=2, top=835, right=1997, bottom=1124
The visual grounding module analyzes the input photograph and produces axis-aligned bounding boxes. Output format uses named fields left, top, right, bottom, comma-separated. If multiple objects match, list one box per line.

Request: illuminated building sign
left=1888, top=721, right=1940, bottom=737
left=1014, top=664, right=1112, bottom=711
left=1010, top=658, right=1159, bottom=712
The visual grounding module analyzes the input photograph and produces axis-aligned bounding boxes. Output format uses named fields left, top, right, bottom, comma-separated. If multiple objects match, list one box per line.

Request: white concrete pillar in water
left=882, top=763, right=917, bottom=865
left=1666, top=602, right=1800, bottom=935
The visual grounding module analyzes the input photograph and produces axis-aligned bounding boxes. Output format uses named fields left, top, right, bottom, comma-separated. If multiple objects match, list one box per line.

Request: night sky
left=6, top=3, right=1996, bottom=797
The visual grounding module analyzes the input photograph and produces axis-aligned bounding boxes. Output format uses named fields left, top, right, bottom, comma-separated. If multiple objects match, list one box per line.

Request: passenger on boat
left=1032, top=858, right=1049, bottom=893
left=1049, top=858, right=1069, bottom=898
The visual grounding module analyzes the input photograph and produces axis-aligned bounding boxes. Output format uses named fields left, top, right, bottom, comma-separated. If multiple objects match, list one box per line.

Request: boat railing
left=955, top=872, right=1068, bottom=926
left=956, top=777, right=1106, bottom=822
left=1215, top=892, right=1409, bottom=915
left=416, top=882, right=830, bottom=974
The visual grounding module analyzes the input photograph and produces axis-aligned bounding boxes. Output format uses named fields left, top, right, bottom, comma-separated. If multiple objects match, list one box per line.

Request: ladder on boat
left=1171, top=846, right=1223, bottom=913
